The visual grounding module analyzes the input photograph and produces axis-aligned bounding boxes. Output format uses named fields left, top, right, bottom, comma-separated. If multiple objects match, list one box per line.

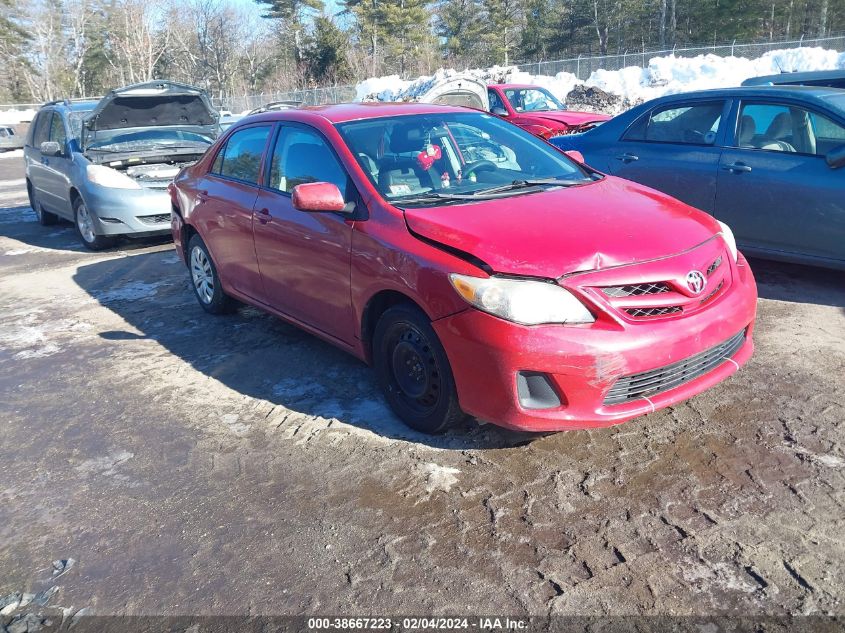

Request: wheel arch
left=360, top=289, right=429, bottom=365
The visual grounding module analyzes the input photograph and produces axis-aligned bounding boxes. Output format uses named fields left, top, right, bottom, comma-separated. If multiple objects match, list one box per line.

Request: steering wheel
left=462, top=160, right=498, bottom=178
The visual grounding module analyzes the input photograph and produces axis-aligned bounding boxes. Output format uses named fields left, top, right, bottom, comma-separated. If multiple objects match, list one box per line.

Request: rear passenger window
left=211, top=125, right=272, bottom=184
left=625, top=101, right=723, bottom=145
left=32, top=112, right=52, bottom=147
left=737, top=102, right=845, bottom=155
left=267, top=127, right=348, bottom=195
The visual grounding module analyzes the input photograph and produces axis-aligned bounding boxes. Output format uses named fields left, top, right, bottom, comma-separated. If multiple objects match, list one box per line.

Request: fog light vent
left=516, top=372, right=563, bottom=410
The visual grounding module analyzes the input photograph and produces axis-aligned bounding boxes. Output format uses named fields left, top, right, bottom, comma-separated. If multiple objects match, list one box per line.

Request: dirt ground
left=1, top=154, right=844, bottom=621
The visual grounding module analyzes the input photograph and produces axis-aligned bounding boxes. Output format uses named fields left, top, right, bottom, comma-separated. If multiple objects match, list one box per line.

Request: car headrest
left=739, top=115, right=756, bottom=145
left=765, top=112, right=791, bottom=139
left=389, top=125, right=427, bottom=153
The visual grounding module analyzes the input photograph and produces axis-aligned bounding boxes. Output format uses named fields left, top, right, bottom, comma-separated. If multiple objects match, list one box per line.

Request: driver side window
left=488, top=90, right=505, bottom=113
left=268, top=127, right=348, bottom=196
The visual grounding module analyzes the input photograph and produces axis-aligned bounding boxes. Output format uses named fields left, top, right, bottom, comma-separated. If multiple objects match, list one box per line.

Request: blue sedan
left=551, top=86, right=845, bottom=270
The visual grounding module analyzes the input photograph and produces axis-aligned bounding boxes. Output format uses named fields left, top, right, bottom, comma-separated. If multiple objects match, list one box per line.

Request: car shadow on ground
left=0, top=203, right=172, bottom=254
left=748, top=257, right=845, bottom=309
left=72, top=249, right=542, bottom=450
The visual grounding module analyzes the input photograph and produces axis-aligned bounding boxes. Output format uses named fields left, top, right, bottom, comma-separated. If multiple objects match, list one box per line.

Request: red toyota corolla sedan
left=168, top=103, right=757, bottom=434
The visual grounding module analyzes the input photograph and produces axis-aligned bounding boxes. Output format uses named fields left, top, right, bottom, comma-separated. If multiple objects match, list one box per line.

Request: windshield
left=336, top=112, right=591, bottom=207
left=86, top=128, right=214, bottom=151
left=504, top=88, right=565, bottom=112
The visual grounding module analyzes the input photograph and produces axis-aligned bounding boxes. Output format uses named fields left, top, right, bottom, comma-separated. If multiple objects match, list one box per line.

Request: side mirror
left=491, top=107, right=508, bottom=117
left=40, top=141, right=62, bottom=157
left=291, top=182, right=349, bottom=213
left=826, top=144, right=845, bottom=169
left=564, top=150, right=585, bottom=164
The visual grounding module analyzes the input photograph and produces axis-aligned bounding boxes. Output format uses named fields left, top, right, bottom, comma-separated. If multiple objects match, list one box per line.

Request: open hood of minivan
left=403, top=177, right=721, bottom=278
left=84, top=81, right=218, bottom=133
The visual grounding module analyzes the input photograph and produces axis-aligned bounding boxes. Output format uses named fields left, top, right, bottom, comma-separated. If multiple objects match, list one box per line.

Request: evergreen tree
left=435, top=0, right=485, bottom=63
left=305, top=15, right=352, bottom=83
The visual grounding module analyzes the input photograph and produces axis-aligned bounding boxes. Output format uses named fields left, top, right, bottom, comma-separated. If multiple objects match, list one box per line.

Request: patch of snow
left=220, top=413, right=251, bottom=435
left=418, top=462, right=461, bottom=494
left=75, top=450, right=133, bottom=476
left=15, top=342, right=61, bottom=359
left=0, top=109, right=35, bottom=125
left=93, top=280, right=171, bottom=303
left=3, top=247, right=44, bottom=256
left=356, top=45, right=845, bottom=109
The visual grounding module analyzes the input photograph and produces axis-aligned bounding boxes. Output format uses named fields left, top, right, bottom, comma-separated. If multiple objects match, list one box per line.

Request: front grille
left=603, top=330, right=746, bottom=405
left=138, top=213, right=171, bottom=225
left=706, top=256, right=723, bottom=276
left=625, top=306, right=682, bottom=318
left=603, top=282, right=671, bottom=298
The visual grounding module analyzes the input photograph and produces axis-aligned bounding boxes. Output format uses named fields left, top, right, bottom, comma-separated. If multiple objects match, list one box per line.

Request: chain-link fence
left=213, top=85, right=358, bottom=114
left=515, top=33, right=845, bottom=81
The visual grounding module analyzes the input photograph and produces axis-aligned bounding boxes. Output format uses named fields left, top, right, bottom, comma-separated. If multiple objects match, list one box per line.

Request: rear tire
left=373, top=304, right=466, bottom=434
left=73, top=197, right=116, bottom=250
left=188, top=234, right=235, bottom=314
left=27, top=182, right=58, bottom=226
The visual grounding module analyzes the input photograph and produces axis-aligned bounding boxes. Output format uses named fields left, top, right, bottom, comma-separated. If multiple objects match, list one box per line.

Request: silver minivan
left=24, top=81, right=218, bottom=250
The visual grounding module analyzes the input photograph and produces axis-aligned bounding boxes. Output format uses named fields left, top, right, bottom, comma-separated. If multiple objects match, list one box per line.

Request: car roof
left=650, top=85, right=844, bottom=101
left=240, top=101, right=479, bottom=125
left=491, top=84, right=546, bottom=90
left=41, top=100, right=98, bottom=113
left=743, top=69, right=845, bottom=85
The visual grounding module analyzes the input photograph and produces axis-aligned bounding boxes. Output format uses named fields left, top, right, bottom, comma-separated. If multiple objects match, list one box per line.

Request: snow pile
left=356, top=45, right=845, bottom=111
left=0, top=109, right=36, bottom=125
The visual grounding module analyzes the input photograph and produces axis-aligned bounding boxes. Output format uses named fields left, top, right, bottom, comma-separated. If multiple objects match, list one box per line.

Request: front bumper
left=83, top=184, right=173, bottom=237
left=433, top=254, right=757, bottom=432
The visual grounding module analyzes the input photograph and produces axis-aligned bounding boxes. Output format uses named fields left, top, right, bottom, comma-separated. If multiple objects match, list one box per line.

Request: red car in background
left=169, top=103, right=756, bottom=435
left=487, top=83, right=610, bottom=139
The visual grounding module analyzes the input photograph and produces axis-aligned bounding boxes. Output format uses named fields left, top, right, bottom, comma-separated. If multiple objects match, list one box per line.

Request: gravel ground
left=0, top=155, right=843, bottom=621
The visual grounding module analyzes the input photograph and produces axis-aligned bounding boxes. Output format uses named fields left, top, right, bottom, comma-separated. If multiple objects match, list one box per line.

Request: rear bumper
left=434, top=254, right=757, bottom=432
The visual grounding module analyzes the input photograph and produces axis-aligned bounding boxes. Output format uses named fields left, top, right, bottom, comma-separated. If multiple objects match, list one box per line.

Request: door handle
left=615, top=153, right=639, bottom=162
left=41, top=158, right=49, bottom=166
left=257, top=207, right=271, bottom=224
left=723, top=162, right=752, bottom=173
left=197, top=190, right=209, bottom=202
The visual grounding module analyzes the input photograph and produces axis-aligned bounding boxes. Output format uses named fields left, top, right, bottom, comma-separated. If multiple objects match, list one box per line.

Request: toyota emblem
left=686, top=270, right=706, bottom=294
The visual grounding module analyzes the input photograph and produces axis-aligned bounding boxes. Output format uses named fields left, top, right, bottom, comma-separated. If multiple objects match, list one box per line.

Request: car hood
left=84, top=81, right=218, bottom=134
left=403, top=176, right=721, bottom=278
left=525, top=110, right=611, bottom=127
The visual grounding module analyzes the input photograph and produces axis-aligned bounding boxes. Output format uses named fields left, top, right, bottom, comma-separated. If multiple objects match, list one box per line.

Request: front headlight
left=717, top=220, right=738, bottom=262
left=449, top=274, right=595, bottom=325
left=87, top=164, right=141, bottom=189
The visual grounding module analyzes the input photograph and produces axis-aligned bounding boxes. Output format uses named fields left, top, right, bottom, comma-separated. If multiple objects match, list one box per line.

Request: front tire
left=188, top=234, right=234, bottom=314
left=73, top=197, right=116, bottom=250
left=27, top=182, right=58, bottom=226
left=373, top=304, right=466, bottom=434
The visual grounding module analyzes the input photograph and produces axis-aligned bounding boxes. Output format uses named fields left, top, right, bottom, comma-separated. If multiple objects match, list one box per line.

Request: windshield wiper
left=147, top=144, right=208, bottom=151
left=470, top=178, right=589, bottom=196
left=391, top=192, right=478, bottom=206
